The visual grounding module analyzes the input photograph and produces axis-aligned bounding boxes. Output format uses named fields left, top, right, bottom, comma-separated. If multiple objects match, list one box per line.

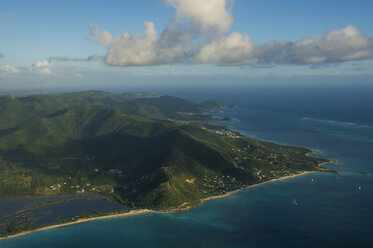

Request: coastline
left=306, top=151, right=334, bottom=167
left=0, top=170, right=316, bottom=241
left=318, top=161, right=333, bottom=166
left=0, top=209, right=154, bottom=241
left=200, top=171, right=316, bottom=203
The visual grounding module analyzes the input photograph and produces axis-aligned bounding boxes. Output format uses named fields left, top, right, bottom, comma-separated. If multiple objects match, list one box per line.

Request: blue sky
left=1, top=0, right=373, bottom=90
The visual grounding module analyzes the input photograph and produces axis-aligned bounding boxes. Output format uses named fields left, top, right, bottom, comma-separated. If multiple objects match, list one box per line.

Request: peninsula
left=0, top=91, right=333, bottom=238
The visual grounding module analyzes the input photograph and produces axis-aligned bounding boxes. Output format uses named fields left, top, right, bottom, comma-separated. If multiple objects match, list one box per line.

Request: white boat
left=293, top=199, right=298, bottom=206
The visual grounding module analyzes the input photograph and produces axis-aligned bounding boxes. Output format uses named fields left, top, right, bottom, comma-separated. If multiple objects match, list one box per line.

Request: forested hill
left=0, top=90, right=210, bottom=130
left=0, top=91, right=330, bottom=210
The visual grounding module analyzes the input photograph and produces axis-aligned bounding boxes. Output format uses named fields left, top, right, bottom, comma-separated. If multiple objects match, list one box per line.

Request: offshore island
left=0, top=91, right=334, bottom=239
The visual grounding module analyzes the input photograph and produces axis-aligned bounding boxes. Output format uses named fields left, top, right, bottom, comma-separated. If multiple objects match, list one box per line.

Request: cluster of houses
left=48, top=177, right=98, bottom=193
left=201, top=175, right=244, bottom=195
left=211, top=129, right=242, bottom=139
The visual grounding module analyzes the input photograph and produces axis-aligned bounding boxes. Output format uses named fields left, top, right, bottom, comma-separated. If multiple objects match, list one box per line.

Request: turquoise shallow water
left=1, top=86, right=373, bottom=247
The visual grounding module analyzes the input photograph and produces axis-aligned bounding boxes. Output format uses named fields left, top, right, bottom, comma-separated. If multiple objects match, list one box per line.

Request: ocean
left=1, top=83, right=372, bottom=248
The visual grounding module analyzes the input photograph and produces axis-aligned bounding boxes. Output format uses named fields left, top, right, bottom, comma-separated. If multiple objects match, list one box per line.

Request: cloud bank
left=0, top=64, right=18, bottom=74
left=0, top=60, right=52, bottom=75
left=195, top=25, right=373, bottom=66
left=73, top=0, right=373, bottom=67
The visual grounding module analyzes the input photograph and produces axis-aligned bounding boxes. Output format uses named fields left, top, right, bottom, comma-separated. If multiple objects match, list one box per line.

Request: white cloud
left=81, top=2, right=373, bottom=67
left=0, top=60, right=52, bottom=76
left=29, top=60, right=52, bottom=74
left=196, top=32, right=257, bottom=65
left=88, top=0, right=234, bottom=66
left=196, top=25, right=373, bottom=66
left=0, top=64, right=19, bottom=74
left=165, top=0, right=233, bottom=34
left=87, top=24, right=112, bottom=46
left=88, top=21, right=191, bottom=66
left=162, top=0, right=233, bottom=44
left=286, top=25, right=373, bottom=64
left=105, top=21, right=159, bottom=66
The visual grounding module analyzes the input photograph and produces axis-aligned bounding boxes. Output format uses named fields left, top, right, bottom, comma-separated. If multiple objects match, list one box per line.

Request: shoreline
left=306, top=152, right=334, bottom=168
left=318, top=161, right=333, bottom=166
left=0, top=209, right=154, bottom=241
left=200, top=171, right=316, bottom=203
left=0, top=170, right=316, bottom=241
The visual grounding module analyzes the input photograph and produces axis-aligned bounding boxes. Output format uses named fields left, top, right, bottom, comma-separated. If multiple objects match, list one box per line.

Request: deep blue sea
left=1, top=84, right=373, bottom=248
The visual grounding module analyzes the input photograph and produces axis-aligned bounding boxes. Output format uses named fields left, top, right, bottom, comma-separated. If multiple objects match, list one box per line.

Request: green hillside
left=0, top=92, right=331, bottom=210
left=0, top=91, right=214, bottom=133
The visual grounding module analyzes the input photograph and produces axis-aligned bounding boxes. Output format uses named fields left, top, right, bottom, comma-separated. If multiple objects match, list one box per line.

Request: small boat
left=358, top=186, right=361, bottom=191
left=311, top=178, right=314, bottom=182
left=293, top=199, right=298, bottom=206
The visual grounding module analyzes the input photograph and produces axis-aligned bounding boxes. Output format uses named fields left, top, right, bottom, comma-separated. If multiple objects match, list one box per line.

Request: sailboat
left=293, top=199, right=298, bottom=206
